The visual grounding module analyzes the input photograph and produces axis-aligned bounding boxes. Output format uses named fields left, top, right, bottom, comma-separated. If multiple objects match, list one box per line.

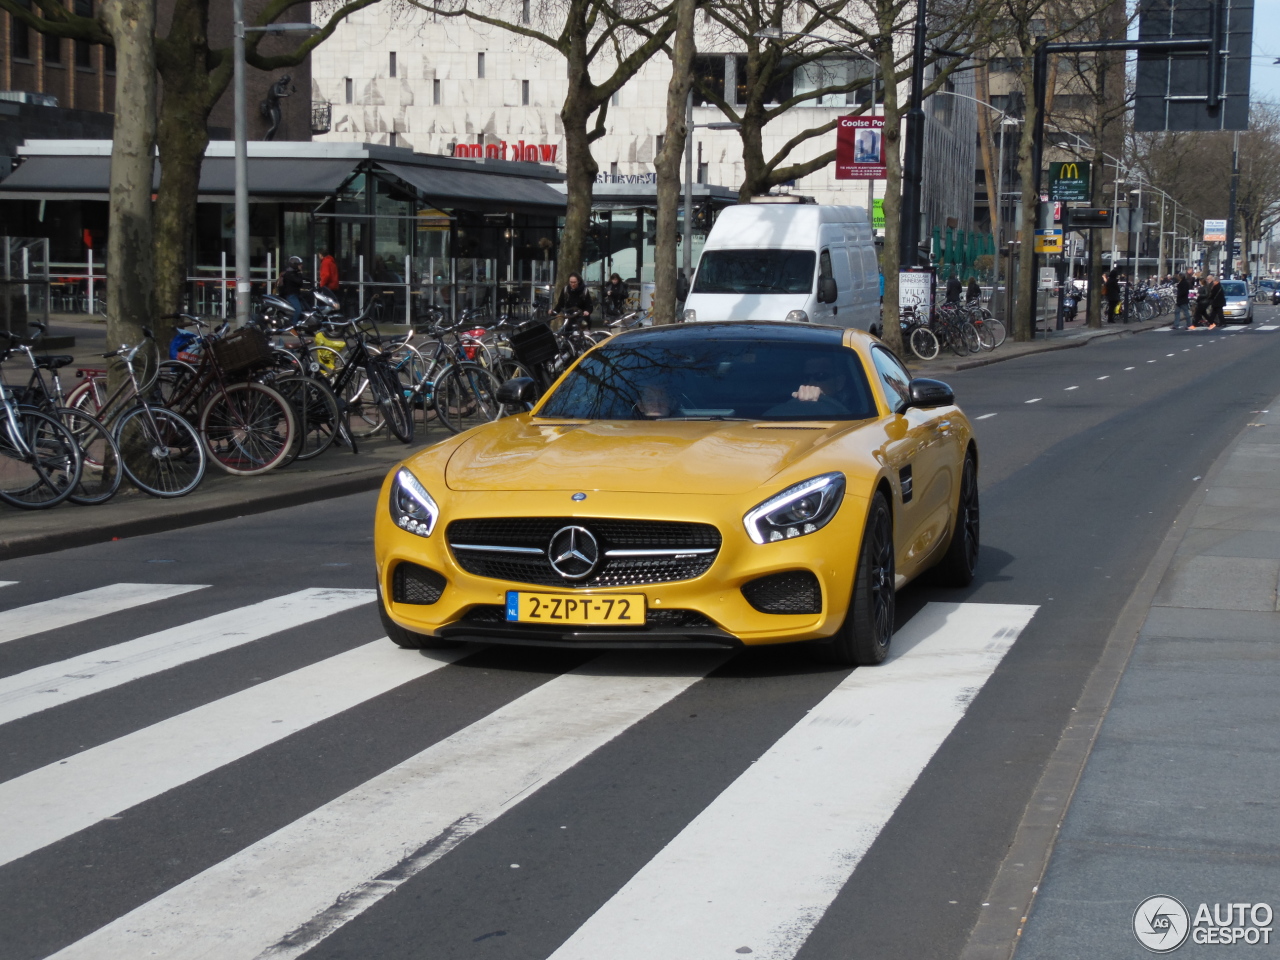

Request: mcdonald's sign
left=1049, top=161, right=1091, bottom=202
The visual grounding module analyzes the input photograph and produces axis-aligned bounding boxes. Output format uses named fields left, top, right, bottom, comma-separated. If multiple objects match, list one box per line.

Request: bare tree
left=652, top=0, right=698, bottom=324
left=410, top=0, right=680, bottom=292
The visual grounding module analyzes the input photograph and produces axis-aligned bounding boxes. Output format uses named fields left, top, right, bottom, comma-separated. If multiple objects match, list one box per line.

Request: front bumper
left=374, top=481, right=868, bottom=649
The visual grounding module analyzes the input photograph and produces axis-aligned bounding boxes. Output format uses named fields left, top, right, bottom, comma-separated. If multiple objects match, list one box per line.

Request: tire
left=340, top=371, right=386, bottom=438
left=960, top=321, right=982, bottom=354
left=55, top=407, right=123, bottom=505
left=198, top=382, right=297, bottom=476
left=378, top=589, right=460, bottom=650
left=273, top=375, right=340, bottom=462
left=367, top=361, right=414, bottom=443
left=435, top=363, right=505, bottom=434
left=945, top=324, right=970, bottom=357
left=973, top=319, right=996, bottom=351
left=932, top=450, right=980, bottom=587
left=909, top=325, right=940, bottom=361
left=0, top=408, right=82, bottom=509
left=115, top=405, right=206, bottom=498
left=811, top=491, right=895, bottom=667
left=984, top=317, right=1007, bottom=348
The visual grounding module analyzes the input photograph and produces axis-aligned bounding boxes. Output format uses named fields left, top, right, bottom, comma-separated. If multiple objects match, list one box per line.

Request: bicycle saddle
left=35, top=355, right=74, bottom=370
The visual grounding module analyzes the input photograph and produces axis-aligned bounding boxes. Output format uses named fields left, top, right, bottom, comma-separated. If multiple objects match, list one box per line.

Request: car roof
left=610, top=321, right=848, bottom=346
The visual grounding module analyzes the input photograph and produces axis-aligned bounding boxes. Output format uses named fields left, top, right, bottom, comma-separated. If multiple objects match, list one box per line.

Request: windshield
left=1221, top=281, right=1248, bottom=296
left=692, top=249, right=816, bottom=295
left=537, top=337, right=879, bottom=422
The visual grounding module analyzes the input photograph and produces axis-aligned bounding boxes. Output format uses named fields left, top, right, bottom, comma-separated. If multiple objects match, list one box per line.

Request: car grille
left=393, top=561, right=446, bottom=605
left=741, top=570, right=822, bottom=614
left=461, top=605, right=715, bottom=628
left=446, top=517, right=721, bottom=588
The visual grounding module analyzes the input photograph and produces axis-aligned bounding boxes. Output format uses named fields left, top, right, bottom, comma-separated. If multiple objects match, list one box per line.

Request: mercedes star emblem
left=547, top=525, right=599, bottom=580
left=572, top=492, right=587, bottom=501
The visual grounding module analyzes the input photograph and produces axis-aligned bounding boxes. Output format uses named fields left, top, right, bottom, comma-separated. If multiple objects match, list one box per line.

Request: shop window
left=793, top=60, right=848, bottom=107
left=734, top=55, right=748, bottom=105
left=44, top=30, right=62, bottom=65
left=11, top=1, right=31, bottom=61
left=74, top=0, right=93, bottom=67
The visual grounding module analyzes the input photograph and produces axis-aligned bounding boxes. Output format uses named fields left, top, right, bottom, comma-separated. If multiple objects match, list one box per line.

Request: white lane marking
left=1147, top=360, right=1157, bottom=363
left=0, top=641, right=466, bottom=868
left=1025, top=398, right=1041, bottom=404
left=975, top=413, right=997, bottom=420
left=0, top=582, right=15, bottom=590
left=1258, top=324, right=1279, bottom=330
left=50, top=652, right=729, bottom=960
left=1065, top=386, right=1079, bottom=391
left=546, top=603, right=1039, bottom=960
left=1097, top=376, right=1110, bottom=380
left=0, top=583, right=208, bottom=646
left=1125, top=366, right=1135, bottom=370
left=1182, top=349, right=1190, bottom=352
left=1166, top=353, right=1175, bottom=357
left=0, top=588, right=374, bottom=727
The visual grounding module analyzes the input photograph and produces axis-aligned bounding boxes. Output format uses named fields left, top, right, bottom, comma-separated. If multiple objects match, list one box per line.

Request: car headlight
left=743, top=472, right=846, bottom=544
left=785, top=310, right=810, bottom=323
left=683, top=309, right=697, bottom=322
left=390, top=468, right=439, bottom=537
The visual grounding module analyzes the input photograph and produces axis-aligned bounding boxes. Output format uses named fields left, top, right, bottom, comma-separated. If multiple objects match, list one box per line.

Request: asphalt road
left=2, top=312, right=1279, bottom=960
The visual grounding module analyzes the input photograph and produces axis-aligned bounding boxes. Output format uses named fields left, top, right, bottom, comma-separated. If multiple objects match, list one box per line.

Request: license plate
left=505, top=591, right=646, bottom=625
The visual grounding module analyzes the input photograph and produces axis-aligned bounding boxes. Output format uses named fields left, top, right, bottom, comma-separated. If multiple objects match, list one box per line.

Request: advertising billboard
left=1204, top=219, right=1228, bottom=242
left=836, top=116, right=887, bottom=179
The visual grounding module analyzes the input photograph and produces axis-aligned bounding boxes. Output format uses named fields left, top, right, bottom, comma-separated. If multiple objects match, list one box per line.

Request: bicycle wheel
left=984, top=317, right=1007, bottom=348
left=273, top=376, right=340, bottom=462
left=340, top=372, right=386, bottom=438
left=367, top=360, right=414, bottom=443
left=909, top=325, right=940, bottom=361
left=55, top=407, right=123, bottom=505
left=199, top=382, right=297, bottom=476
left=0, top=408, right=82, bottom=509
left=115, top=405, right=206, bottom=498
left=435, top=363, right=504, bottom=433
left=972, top=320, right=995, bottom=351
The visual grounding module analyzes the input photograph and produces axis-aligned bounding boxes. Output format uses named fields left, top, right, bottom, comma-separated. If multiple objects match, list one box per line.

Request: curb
left=0, top=467, right=390, bottom=563
left=913, top=321, right=1167, bottom=374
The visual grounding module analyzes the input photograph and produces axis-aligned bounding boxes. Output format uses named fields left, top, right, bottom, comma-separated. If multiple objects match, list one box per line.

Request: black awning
left=376, top=161, right=566, bottom=211
left=0, top=155, right=357, bottom=199
left=195, top=157, right=358, bottom=196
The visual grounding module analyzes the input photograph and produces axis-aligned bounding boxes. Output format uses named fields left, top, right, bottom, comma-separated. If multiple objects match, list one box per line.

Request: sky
left=1250, top=0, right=1280, bottom=105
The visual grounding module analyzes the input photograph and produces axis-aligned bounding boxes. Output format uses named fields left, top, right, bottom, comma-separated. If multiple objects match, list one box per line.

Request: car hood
left=441, top=416, right=847, bottom=494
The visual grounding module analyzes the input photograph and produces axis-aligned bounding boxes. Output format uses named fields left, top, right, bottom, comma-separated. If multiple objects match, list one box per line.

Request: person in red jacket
left=318, top=248, right=340, bottom=293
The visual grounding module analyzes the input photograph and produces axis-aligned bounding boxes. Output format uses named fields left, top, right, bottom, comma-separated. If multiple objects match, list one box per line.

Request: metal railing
left=1, top=237, right=51, bottom=337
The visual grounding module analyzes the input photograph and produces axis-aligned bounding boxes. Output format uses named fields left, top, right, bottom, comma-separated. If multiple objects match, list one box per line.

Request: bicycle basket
left=210, top=327, right=273, bottom=374
left=509, top=321, right=559, bottom=367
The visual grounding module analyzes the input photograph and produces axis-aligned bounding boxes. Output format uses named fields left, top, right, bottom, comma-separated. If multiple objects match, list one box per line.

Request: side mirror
left=677, top=274, right=691, bottom=301
left=495, top=376, right=538, bottom=406
left=817, top=276, right=838, bottom=303
left=906, top=377, right=954, bottom=408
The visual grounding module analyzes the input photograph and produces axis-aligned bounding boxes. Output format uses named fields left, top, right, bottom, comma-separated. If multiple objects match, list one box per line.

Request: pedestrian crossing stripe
left=0, top=583, right=1039, bottom=960
left=0, top=583, right=207, bottom=646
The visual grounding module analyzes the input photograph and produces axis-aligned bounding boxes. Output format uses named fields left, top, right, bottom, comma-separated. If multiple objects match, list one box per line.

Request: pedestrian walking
left=1103, top=269, right=1122, bottom=322
left=1173, top=270, right=1192, bottom=329
left=318, top=247, right=340, bottom=293
left=1203, top=275, right=1225, bottom=329
left=966, top=276, right=982, bottom=303
left=945, top=271, right=962, bottom=304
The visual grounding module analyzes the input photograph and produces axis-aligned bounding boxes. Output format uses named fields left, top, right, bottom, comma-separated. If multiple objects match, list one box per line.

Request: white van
left=683, top=202, right=881, bottom=331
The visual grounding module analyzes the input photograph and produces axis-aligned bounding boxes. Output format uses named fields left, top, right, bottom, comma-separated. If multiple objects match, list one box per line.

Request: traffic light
left=1064, top=207, right=1114, bottom=229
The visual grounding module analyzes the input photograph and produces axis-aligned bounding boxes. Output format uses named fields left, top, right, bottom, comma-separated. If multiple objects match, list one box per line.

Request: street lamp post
left=232, top=8, right=319, bottom=326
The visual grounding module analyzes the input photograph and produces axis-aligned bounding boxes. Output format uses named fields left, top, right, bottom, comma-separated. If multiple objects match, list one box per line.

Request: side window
left=871, top=346, right=911, bottom=413
left=819, top=249, right=833, bottom=281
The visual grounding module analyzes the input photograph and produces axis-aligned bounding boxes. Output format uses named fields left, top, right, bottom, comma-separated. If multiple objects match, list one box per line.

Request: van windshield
left=692, top=249, right=816, bottom=295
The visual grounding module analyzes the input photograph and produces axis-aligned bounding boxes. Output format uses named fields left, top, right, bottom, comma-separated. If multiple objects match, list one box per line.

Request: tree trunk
left=101, top=0, right=157, bottom=376
left=974, top=62, right=997, bottom=229
left=1086, top=145, right=1104, bottom=328
left=556, top=26, right=597, bottom=298
left=1013, top=57, right=1038, bottom=342
left=877, top=32, right=905, bottom=357
left=652, top=0, right=696, bottom=325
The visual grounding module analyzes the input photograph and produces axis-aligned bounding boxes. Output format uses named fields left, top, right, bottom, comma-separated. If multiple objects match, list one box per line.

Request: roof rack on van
left=748, top=194, right=818, bottom=204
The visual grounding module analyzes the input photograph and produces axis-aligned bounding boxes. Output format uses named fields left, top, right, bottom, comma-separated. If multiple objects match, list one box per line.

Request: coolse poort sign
left=836, top=116, right=887, bottom=179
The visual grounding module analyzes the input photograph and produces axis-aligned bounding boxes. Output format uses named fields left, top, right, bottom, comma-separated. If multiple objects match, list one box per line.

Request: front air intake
left=741, top=571, right=822, bottom=614
left=392, top=562, right=446, bottom=605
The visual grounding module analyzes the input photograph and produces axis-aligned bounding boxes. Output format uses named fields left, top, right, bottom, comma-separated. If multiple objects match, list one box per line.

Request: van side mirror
left=495, top=377, right=538, bottom=406
left=677, top=274, right=690, bottom=301
left=817, top=276, right=838, bottom=303
left=906, top=377, right=954, bottom=408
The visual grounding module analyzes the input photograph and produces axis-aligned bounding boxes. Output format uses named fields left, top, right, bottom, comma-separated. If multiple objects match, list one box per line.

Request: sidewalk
left=1008, top=396, right=1280, bottom=958
left=909, top=315, right=1170, bottom=374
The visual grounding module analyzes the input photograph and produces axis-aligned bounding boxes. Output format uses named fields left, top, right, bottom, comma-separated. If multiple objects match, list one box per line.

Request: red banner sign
left=835, top=116, right=886, bottom=180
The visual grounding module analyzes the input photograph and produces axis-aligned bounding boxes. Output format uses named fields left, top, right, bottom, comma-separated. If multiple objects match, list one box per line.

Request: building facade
left=312, top=6, right=977, bottom=276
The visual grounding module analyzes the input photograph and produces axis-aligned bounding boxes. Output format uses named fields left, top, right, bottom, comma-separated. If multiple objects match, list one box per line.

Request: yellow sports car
left=374, top=321, right=977, bottom=665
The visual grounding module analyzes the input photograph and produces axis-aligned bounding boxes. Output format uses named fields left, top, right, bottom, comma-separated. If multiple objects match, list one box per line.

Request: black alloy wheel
left=812, top=491, right=895, bottom=666
left=933, top=450, right=980, bottom=587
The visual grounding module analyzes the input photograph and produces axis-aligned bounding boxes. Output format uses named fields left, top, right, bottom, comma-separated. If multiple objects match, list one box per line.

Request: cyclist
left=603, top=273, right=628, bottom=319
left=274, top=256, right=309, bottom=323
left=555, top=272, right=594, bottom=325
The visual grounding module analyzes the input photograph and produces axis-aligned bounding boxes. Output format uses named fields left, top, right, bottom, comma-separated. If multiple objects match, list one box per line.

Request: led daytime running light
left=743, top=472, right=845, bottom=545
left=391, top=468, right=439, bottom=538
